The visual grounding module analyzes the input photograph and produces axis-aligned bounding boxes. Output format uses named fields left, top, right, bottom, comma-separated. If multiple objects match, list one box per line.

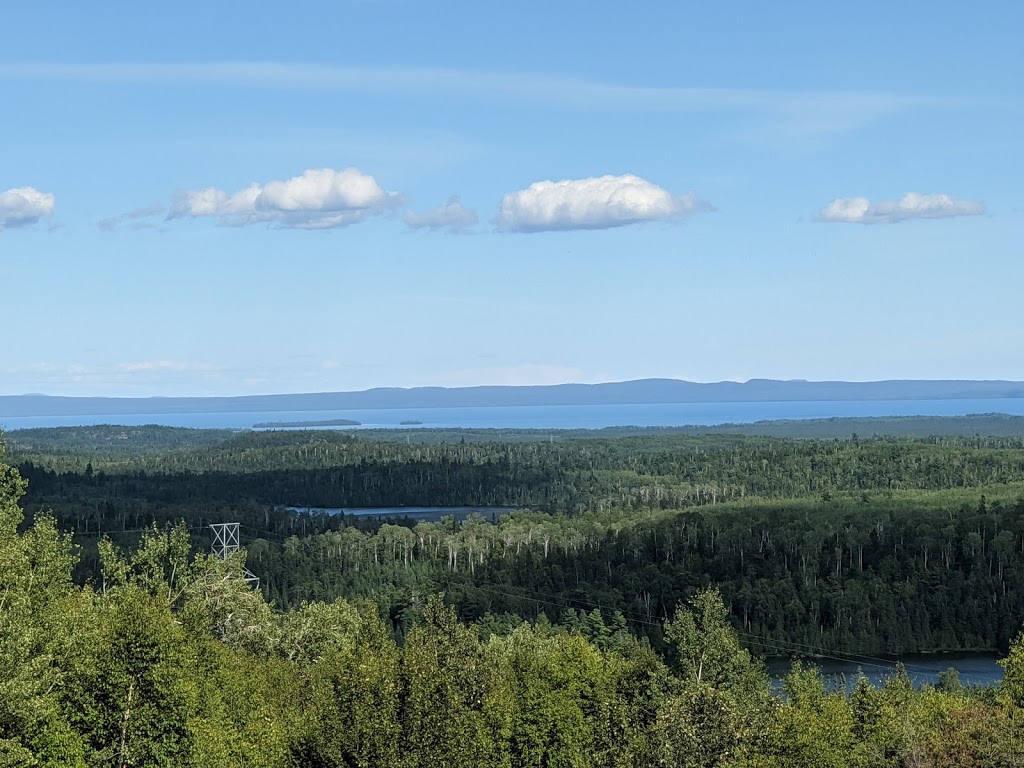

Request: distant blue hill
left=2, top=378, right=1024, bottom=418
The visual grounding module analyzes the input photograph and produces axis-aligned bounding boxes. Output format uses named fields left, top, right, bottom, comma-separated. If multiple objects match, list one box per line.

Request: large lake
left=4, top=397, right=1024, bottom=431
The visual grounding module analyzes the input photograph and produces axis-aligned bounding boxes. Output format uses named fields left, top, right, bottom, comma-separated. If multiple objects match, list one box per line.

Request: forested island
left=5, top=419, right=1024, bottom=763
left=253, top=418, right=362, bottom=428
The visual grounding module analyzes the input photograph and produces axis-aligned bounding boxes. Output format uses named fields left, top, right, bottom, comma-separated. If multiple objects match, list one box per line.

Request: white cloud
left=403, top=196, right=478, bottom=233
left=0, top=186, right=55, bottom=230
left=815, top=193, right=985, bottom=224
left=168, top=168, right=401, bottom=229
left=496, top=174, right=711, bottom=232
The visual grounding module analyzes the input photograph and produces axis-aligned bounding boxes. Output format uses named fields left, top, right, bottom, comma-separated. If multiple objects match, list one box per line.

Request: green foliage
left=0, top=440, right=86, bottom=765
left=999, top=630, right=1024, bottom=707
left=656, top=590, right=770, bottom=767
left=22, top=428, right=1024, bottom=516
left=767, top=663, right=859, bottom=768
left=298, top=604, right=401, bottom=767
left=487, top=626, right=624, bottom=767
left=16, top=427, right=1024, bottom=657
left=400, top=597, right=497, bottom=767
left=66, top=584, right=206, bottom=767
left=665, top=589, right=767, bottom=698
left=5, top=431, right=1024, bottom=764
left=656, top=685, right=747, bottom=768
left=184, top=644, right=296, bottom=768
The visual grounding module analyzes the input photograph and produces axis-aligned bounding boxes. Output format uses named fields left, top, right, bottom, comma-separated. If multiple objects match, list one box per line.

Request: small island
left=253, top=418, right=361, bottom=428
left=400, top=420, right=424, bottom=425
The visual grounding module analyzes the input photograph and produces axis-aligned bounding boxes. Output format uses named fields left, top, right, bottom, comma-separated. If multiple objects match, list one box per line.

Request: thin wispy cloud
left=403, top=196, right=478, bottom=233
left=168, top=167, right=401, bottom=229
left=0, top=360, right=227, bottom=396
left=0, top=61, right=930, bottom=136
left=815, top=193, right=985, bottom=224
left=0, top=186, right=54, bottom=231
left=98, top=202, right=165, bottom=232
left=115, top=360, right=220, bottom=373
left=496, top=174, right=712, bottom=233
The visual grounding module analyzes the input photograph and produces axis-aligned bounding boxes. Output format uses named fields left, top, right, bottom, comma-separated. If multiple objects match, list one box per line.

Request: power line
left=69, top=524, right=208, bottom=537
left=239, top=525, right=294, bottom=542
left=456, top=580, right=994, bottom=685
left=56, top=521, right=1002, bottom=686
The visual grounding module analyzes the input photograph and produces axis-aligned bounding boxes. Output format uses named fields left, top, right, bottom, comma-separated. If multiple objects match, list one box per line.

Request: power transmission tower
left=209, top=522, right=260, bottom=588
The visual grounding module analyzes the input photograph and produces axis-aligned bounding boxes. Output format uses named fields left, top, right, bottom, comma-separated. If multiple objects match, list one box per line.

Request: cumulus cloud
left=815, top=193, right=985, bottom=224
left=98, top=202, right=165, bottom=231
left=0, top=186, right=55, bottom=230
left=403, top=196, right=478, bottom=233
left=168, top=168, right=401, bottom=229
left=495, top=174, right=711, bottom=232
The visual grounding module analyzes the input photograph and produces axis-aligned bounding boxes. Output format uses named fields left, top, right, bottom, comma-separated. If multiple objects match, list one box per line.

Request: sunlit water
left=5, top=398, right=1024, bottom=431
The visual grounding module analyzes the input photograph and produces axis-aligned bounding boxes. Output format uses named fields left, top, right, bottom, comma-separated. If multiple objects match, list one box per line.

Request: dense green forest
left=8, top=423, right=1024, bottom=659
left=3, top=442, right=1024, bottom=766
left=15, top=425, right=1024, bottom=510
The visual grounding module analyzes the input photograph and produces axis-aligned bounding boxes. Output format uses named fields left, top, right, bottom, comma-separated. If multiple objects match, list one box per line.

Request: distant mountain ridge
left=2, top=378, right=1024, bottom=418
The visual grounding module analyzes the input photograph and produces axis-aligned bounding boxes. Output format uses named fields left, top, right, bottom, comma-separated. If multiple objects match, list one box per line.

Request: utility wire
left=239, top=525, right=293, bottom=542
left=69, top=524, right=209, bottom=537
left=458, top=580, right=993, bottom=684
left=57, top=521, right=1000, bottom=685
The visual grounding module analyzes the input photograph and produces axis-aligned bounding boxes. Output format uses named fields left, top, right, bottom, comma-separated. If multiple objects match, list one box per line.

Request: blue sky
left=2, top=1, right=1021, bottom=397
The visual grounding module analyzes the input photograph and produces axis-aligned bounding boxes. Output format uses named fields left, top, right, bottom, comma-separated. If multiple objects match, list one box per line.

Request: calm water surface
left=5, top=398, right=1024, bottom=431
left=284, top=505, right=517, bottom=522
left=766, top=652, right=1003, bottom=690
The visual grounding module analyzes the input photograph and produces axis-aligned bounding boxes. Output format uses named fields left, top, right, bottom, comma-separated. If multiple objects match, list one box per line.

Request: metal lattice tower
left=210, top=522, right=241, bottom=558
left=209, top=522, right=260, bottom=588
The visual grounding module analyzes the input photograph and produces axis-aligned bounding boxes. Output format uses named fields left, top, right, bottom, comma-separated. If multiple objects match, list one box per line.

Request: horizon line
left=5, top=376, right=1024, bottom=401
